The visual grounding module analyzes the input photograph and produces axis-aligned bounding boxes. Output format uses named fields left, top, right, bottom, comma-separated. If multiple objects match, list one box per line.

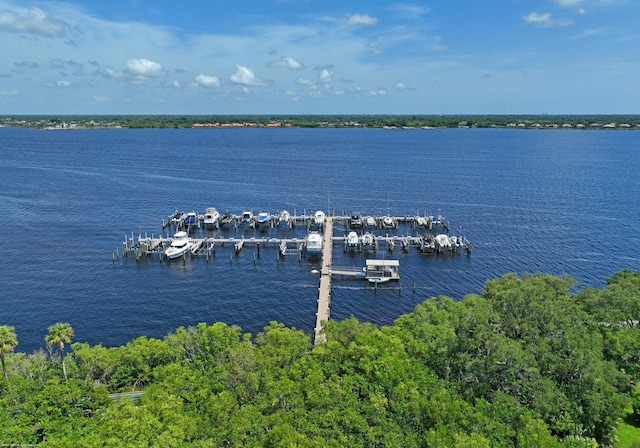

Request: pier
left=314, top=216, right=334, bottom=344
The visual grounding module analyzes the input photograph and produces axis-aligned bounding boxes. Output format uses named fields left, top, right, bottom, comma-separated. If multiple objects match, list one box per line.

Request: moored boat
left=350, top=212, right=363, bottom=229
left=165, top=231, right=192, bottom=259
left=305, top=231, right=323, bottom=255
left=257, top=212, right=271, bottom=228
left=314, top=210, right=326, bottom=227
left=182, top=211, right=198, bottom=232
left=346, top=231, right=359, bottom=247
left=203, top=207, right=220, bottom=229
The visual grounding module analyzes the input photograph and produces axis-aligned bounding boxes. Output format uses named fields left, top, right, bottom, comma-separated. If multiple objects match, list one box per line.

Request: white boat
left=165, top=231, right=192, bottom=259
left=361, top=232, right=374, bottom=246
left=435, top=234, right=452, bottom=251
left=346, top=231, right=359, bottom=247
left=278, top=210, right=291, bottom=226
left=305, top=231, right=323, bottom=255
left=382, top=216, right=395, bottom=229
left=368, top=277, right=391, bottom=284
left=257, top=212, right=271, bottom=227
left=203, top=207, right=220, bottom=229
left=314, top=210, right=326, bottom=227
left=365, top=216, right=377, bottom=227
left=241, top=210, right=253, bottom=225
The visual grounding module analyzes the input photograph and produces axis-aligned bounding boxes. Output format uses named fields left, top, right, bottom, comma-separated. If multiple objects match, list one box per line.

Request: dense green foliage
left=1, top=271, right=639, bottom=446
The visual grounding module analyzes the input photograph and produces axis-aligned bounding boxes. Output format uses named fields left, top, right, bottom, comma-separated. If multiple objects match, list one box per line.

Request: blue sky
left=1, top=0, right=638, bottom=115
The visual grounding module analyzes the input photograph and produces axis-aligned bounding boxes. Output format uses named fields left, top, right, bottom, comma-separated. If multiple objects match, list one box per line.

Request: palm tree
left=45, top=322, right=74, bottom=380
left=0, top=325, right=18, bottom=381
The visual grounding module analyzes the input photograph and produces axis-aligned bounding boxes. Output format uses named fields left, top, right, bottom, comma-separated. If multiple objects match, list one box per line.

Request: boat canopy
left=365, top=259, right=399, bottom=268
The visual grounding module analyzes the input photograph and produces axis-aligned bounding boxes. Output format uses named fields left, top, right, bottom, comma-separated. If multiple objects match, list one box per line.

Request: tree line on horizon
left=3, top=114, right=640, bottom=130
left=1, top=270, right=639, bottom=447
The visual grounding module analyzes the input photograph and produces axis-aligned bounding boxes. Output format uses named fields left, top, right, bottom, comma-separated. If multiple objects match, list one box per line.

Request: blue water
left=1, top=127, right=639, bottom=353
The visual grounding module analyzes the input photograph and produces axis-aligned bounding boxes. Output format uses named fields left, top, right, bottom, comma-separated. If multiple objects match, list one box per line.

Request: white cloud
left=0, top=7, right=69, bottom=38
left=346, top=14, right=378, bottom=27
left=523, top=12, right=572, bottom=28
left=431, top=44, right=449, bottom=52
left=125, top=59, right=165, bottom=79
left=295, top=77, right=316, bottom=87
left=104, top=59, right=166, bottom=84
left=230, top=65, right=267, bottom=86
left=194, top=74, right=220, bottom=88
left=367, top=89, right=387, bottom=96
left=268, top=57, right=305, bottom=70
left=172, top=80, right=181, bottom=88
left=0, top=89, right=19, bottom=96
left=319, top=68, right=332, bottom=84
left=554, top=0, right=583, bottom=6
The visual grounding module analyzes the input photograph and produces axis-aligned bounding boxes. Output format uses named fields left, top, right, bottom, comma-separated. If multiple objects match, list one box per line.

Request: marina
left=119, top=208, right=471, bottom=344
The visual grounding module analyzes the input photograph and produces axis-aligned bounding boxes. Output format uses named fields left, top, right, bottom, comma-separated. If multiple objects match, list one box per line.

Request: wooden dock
left=314, top=216, right=333, bottom=345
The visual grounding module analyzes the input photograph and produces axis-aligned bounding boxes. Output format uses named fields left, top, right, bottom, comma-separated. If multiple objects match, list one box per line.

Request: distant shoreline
left=2, top=114, right=639, bottom=130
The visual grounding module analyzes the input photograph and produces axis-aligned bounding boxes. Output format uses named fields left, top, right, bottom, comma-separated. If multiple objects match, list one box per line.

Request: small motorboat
left=182, top=211, right=198, bottom=232
left=382, top=216, right=395, bottom=229
left=257, top=212, right=271, bottom=228
left=203, top=207, right=220, bottom=229
left=241, top=210, right=254, bottom=226
left=346, top=231, right=359, bottom=247
left=314, top=210, right=326, bottom=227
left=349, top=212, right=363, bottom=229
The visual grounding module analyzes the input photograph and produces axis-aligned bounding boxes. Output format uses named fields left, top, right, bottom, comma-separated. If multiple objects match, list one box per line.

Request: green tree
left=0, top=325, right=18, bottom=380
left=45, top=322, right=74, bottom=381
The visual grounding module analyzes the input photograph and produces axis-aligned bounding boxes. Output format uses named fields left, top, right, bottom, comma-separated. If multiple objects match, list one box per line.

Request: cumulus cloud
left=125, top=59, right=165, bottom=79
left=431, top=44, right=449, bottom=52
left=194, top=74, right=220, bottom=88
left=104, top=58, right=166, bottom=84
left=268, top=57, right=305, bottom=70
left=367, top=89, right=387, bottom=96
left=230, top=65, right=267, bottom=86
left=0, top=7, right=69, bottom=38
left=523, top=12, right=572, bottom=28
left=318, top=68, right=332, bottom=84
left=0, top=89, right=19, bottom=96
left=346, top=14, right=378, bottom=26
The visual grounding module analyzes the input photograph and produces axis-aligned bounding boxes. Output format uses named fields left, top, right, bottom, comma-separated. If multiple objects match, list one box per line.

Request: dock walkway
left=314, top=216, right=333, bottom=344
